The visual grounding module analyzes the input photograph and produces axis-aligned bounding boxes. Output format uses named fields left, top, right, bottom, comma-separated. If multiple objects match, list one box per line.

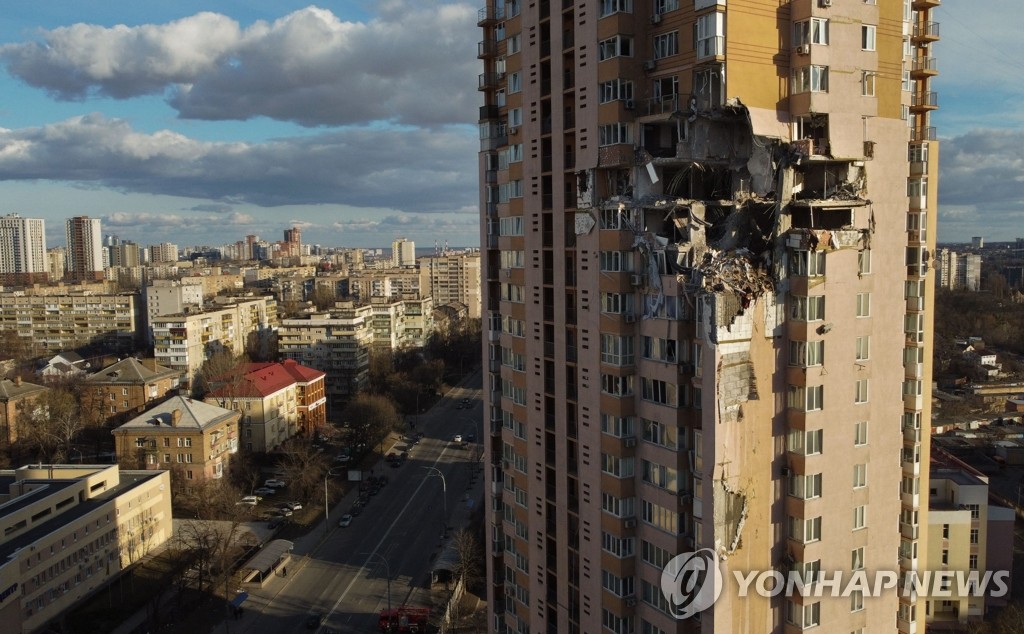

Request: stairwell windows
left=599, top=35, right=634, bottom=61
left=792, top=65, right=829, bottom=94
left=600, top=0, right=633, bottom=17
left=858, top=249, right=872, bottom=275
left=855, top=336, right=870, bottom=361
left=599, top=123, right=633, bottom=146
left=861, top=71, right=877, bottom=97
left=793, top=18, right=829, bottom=47
left=855, top=379, right=869, bottom=404
left=853, top=464, right=867, bottom=488
left=653, top=32, right=679, bottom=60
left=862, top=25, right=877, bottom=51
left=507, top=108, right=522, bottom=127
left=508, top=71, right=521, bottom=93
left=854, top=421, right=869, bottom=446
left=507, top=34, right=521, bottom=55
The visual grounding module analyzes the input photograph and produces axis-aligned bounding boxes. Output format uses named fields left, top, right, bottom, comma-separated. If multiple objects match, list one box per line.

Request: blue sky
left=0, top=1, right=1020, bottom=249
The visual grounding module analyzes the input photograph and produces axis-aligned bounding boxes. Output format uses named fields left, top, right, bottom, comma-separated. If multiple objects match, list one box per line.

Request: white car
left=452, top=434, right=463, bottom=444
left=285, top=501, right=303, bottom=511
left=236, top=495, right=260, bottom=506
left=265, top=479, right=287, bottom=488
left=254, top=487, right=276, bottom=496
left=338, top=514, right=353, bottom=527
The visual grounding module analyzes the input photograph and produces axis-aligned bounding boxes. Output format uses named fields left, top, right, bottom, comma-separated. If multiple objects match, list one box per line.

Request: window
left=601, top=414, right=635, bottom=438
left=856, top=292, right=871, bottom=317
left=602, top=570, right=636, bottom=598
left=653, top=75, right=679, bottom=102
left=642, top=500, right=680, bottom=534
left=858, top=249, right=872, bottom=274
left=789, top=340, right=824, bottom=367
left=862, top=25, right=877, bottom=51
left=852, top=547, right=865, bottom=571
left=642, top=459, right=679, bottom=492
left=793, top=18, right=829, bottom=46
left=696, top=12, right=724, bottom=58
left=855, top=379, right=869, bottom=404
left=790, top=250, right=825, bottom=277
left=602, top=374, right=634, bottom=397
left=507, top=33, right=521, bottom=55
left=853, top=505, right=866, bottom=530
left=788, top=385, right=823, bottom=411
left=786, top=600, right=821, bottom=628
left=653, top=32, right=679, bottom=59
left=499, top=216, right=523, bottom=236
left=970, top=528, right=980, bottom=544
left=600, top=250, right=634, bottom=271
left=602, top=453, right=635, bottom=478
left=970, top=554, right=979, bottom=570
left=600, top=0, right=633, bottom=17
left=851, top=590, right=865, bottom=612
left=788, top=516, right=822, bottom=543
left=602, top=532, right=635, bottom=558
left=654, top=0, right=679, bottom=14
left=602, top=493, right=635, bottom=518
left=642, top=419, right=678, bottom=449
left=854, top=421, right=868, bottom=446
left=507, top=107, right=522, bottom=127
left=599, top=35, right=634, bottom=61
left=855, top=335, right=870, bottom=361
left=508, top=71, right=521, bottom=93
left=601, top=334, right=635, bottom=366
left=792, top=65, right=829, bottom=94
left=599, top=79, right=634, bottom=104
left=601, top=292, right=635, bottom=314
left=790, top=295, right=825, bottom=321
left=599, top=123, right=633, bottom=146
left=642, top=336, right=679, bottom=363
left=788, top=473, right=823, bottom=499
left=861, top=71, right=876, bottom=96
left=641, top=378, right=678, bottom=406
left=787, top=429, right=823, bottom=455
left=853, top=464, right=867, bottom=488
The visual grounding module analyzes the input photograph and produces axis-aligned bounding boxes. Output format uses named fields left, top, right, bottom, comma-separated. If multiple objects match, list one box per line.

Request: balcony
left=901, top=490, right=920, bottom=508
left=478, top=39, right=499, bottom=58
left=479, top=72, right=502, bottom=91
left=478, top=3, right=505, bottom=25
left=911, top=91, right=938, bottom=113
left=912, top=21, right=940, bottom=43
left=903, top=457, right=921, bottom=477
left=912, top=0, right=940, bottom=9
left=911, top=57, right=939, bottom=79
left=910, top=126, right=937, bottom=143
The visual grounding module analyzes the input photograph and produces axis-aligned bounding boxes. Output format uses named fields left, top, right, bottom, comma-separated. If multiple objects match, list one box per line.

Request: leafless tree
left=452, top=529, right=483, bottom=590
left=276, top=442, right=329, bottom=502
left=17, top=387, right=84, bottom=463
left=342, top=393, right=402, bottom=456
left=193, top=350, right=251, bottom=399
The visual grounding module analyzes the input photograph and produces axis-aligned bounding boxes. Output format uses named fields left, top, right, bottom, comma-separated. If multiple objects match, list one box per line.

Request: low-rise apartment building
left=80, top=357, right=183, bottom=426
left=418, top=251, right=480, bottom=318
left=111, top=396, right=239, bottom=484
left=0, top=293, right=140, bottom=355
left=0, top=378, right=48, bottom=448
left=0, top=464, right=172, bottom=633
left=204, top=360, right=325, bottom=452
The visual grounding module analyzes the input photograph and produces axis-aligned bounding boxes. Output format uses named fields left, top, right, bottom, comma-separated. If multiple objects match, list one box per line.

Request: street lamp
left=363, top=552, right=392, bottom=631
left=423, top=467, right=447, bottom=534
left=70, top=448, right=84, bottom=464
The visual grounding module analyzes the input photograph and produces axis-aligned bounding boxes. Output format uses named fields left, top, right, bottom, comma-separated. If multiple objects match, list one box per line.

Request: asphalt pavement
left=214, top=370, right=484, bottom=634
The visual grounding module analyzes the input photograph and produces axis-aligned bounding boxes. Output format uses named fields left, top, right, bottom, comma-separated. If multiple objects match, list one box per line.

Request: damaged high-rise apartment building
left=479, top=0, right=938, bottom=632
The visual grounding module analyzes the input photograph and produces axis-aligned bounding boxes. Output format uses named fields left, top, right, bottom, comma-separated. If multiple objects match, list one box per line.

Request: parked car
left=285, top=501, right=303, bottom=511
left=254, top=487, right=276, bottom=496
left=452, top=434, right=463, bottom=443
left=333, top=454, right=351, bottom=464
left=265, top=479, right=287, bottom=488
left=237, top=495, right=260, bottom=506
left=276, top=508, right=293, bottom=517
left=338, top=514, right=353, bottom=527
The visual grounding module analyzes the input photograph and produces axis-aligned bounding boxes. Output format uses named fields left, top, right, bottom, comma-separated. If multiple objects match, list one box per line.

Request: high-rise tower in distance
left=479, top=0, right=938, bottom=632
left=65, top=215, right=105, bottom=281
left=0, top=213, right=48, bottom=285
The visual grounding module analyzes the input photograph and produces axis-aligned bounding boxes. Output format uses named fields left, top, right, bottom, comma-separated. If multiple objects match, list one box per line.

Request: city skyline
left=0, top=1, right=1019, bottom=248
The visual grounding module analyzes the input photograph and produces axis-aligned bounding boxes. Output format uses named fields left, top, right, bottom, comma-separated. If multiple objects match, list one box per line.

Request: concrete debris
left=714, top=478, right=748, bottom=557
left=694, top=250, right=774, bottom=310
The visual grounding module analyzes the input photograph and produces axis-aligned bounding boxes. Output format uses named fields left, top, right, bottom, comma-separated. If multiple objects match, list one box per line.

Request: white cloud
left=0, top=4, right=479, bottom=127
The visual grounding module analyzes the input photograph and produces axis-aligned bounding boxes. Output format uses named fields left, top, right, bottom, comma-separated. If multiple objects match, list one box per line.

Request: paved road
left=223, top=371, right=484, bottom=634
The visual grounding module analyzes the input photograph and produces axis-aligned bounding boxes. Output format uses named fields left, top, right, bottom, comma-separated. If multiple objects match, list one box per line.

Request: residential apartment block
left=0, top=214, right=48, bottom=286
left=0, top=377, right=47, bottom=448
left=204, top=360, right=326, bottom=452
left=937, top=248, right=981, bottom=292
left=0, top=292, right=140, bottom=355
left=478, top=0, right=939, bottom=632
left=151, top=296, right=277, bottom=388
left=0, top=465, right=172, bottom=633
left=278, top=303, right=373, bottom=415
left=112, top=396, right=239, bottom=483
left=419, top=251, right=482, bottom=318
left=144, top=279, right=205, bottom=345
left=64, top=216, right=105, bottom=282
left=80, top=357, right=183, bottom=426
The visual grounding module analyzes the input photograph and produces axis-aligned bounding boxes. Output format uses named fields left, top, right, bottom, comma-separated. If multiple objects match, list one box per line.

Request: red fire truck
left=378, top=606, right=430, bottom=632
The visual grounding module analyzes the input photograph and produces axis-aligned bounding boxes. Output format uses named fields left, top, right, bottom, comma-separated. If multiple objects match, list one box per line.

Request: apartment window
left=653, top=31, right=679, bottom=60
left=654, top=0, right=679, bottom=14
left=970, top=528, right=980, bottom=544
left=184, top=437, right=192, bottom=447
left=856, top=292, right=871, bottom=317
left=602, top=493, right=635, bottom=518
left=642, top=419, right=678, bottom=449
left=793, top=18, right=829, bottom=46
left=653, top=75, right=679, bottom=102
left=642, top=459, right=679, bottom=492
left=603, top=532, right=635, bottom=558
left=787, top=429, right=823, bottom=455
left=641, top=378, right=677, bottom=406
left=855, top=335, right=870, bottom=361
left=642, top=500, right=680, bottom=534
left=599, top=79, right=635, bottom=104
left=853, top=505, right=866, bottom=530
left=902, top=67, right=912, bottom=92
left=852, top=547, right=865, bottom=571
left=695, top=12, right=724, bottom=58
left=787, top=385, right=823, bottom=412
left=861, top=71, right=876, bottom=96
left=788, top=516, right=822, bottom=544
left=602, top=570, right=636, bottom=598
left=602, top=453, right=635, bottom=478
left=499, top=216, right=524, bottom=236
left=788, top=473, right=823, bottom=500
left=600, top=0, right=633, bottom=17
left=854, top=421, right=868, bottom=446
left=507, top=107, right=522, bottom=127
left=851, top=590, right=865, bottom=612
left=789, top=340, right=824, bottom=367
left=969, top=554, right=979, bottom=570
left=855, top=379, right=869, bottom=404
left=601, top=334, right=635, bottom=366
left=601, top=414, right=635, bottom=438
left=602, top=610, right=634, bottom=634
left=162, top=437, right=170, bottom=447
left=600, top=250, right=635, bottom=271
left=853, top=464, right=867, bottom=488
left=508, top=71, right=521, bottom=93
left=786, top=601, right=821, bottom=628
left=500, top=250, right=524, bottom=268
left=602, top=374, right=634, bottom=397
left=599, top=35, right=634, bottom=61
left=862, top=25, right=877, bottom=51
left=601, top=292, right=635, bottom=314
left=790, top=295, right=825, bottom=321
left=599, top=123, right=633, bottom=146
left=790, top=250, right=825, bottom=277
left=858, top=249, right=872, bottom=274
left=507, top=33, right=521, bottom=55
left=791, top=65, right=829, bottom=94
